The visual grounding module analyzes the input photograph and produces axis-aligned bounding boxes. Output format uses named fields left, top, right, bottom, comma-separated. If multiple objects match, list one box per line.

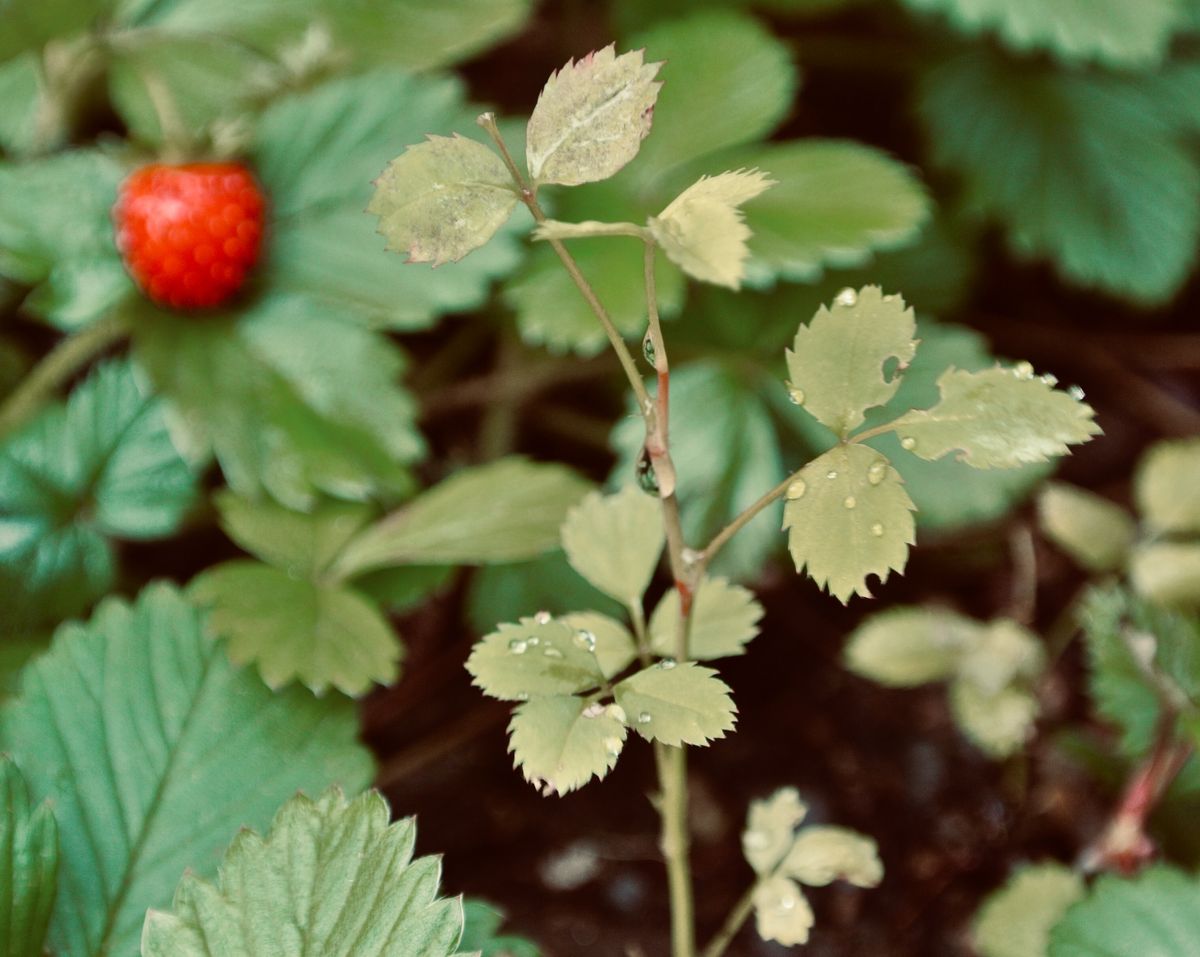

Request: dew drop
left=835, top=287, right=858, bottom=307
left=681, top=547, right=703, bottom=567
left=574, top=629, right=597, bottom=652
left=1040, top=373, right=1058, bottom=387
left=788, top=387, right=806, bottom=406
left=582, top=702, right=605, bottom=718
left=744, top=830, right=769, bottom=850
left=637, top=712, right=653, bottom=724
left=900, top=436, right=917, bottom=451
left=533, top=610, right=552, bottom=625
left=826, top=469, right=839, bottom=480
left=636, top=447, right=660, bottom=495
left=508, top=638, right=528, bottom=655
left=528, top=637, right=540, bottom=646
left=658, top=658, right=677, bottom=670
left=786, top=479, right=807, bottom=500
left=778, top=895, right=797, bottom=912
left=1068, top=385, right=1086, bottom=401
left=642, top=332, right=657, bottom=366
left=516, top=692, right=529, bottom=702
left=604, top=737, right=623, bottom=757
left=1013, top=361, right=1034, bottom=380
left=867, top=460, right=887, bottom=486
left=543, top=646, right=564, bottom=659
left=843, top=496, right=857, bottom=509
left=871, top=523, right=884, bottom=537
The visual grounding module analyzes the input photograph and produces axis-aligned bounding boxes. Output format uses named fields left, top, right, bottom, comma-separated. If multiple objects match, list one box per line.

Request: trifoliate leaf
left=743, top=788, right=808, bottom=875
left=0, top=360, right=197, bottom=628
left=141, top=789, right=462, bottom=957
left=334, top=458, right=591, bottom=575
left=844, top=606, right=981, bottom=687
left=0, top=584, right=373, bottom=957
left=369, top=135, right=518, bottom=267
left=0, top=150, right=132, bottom=329
left=461, top=900, right=541, bottom=957
left=649, top=576, right=763, bottom=660
left=900, top=0, right=1180, bottom=67
left=466, top=617, right=606, bottom=701
left=0, top=758, right=56, bottom=957
left=948, top=680, right=1039, bottom=758
left=648, top=169, right=775, bottom=289
left=785, top=285, right=917, bottom=438
left=614, top=661, right=736, bottom=746
left=561, top=611, right=638, bottom=680
left=1136, top=438, right=1200, bottom=535
left=507, top=695, right=627, bottom=795
left=889, top=367, right=1100, bottom=469
left=1049, top=867, right=1200, bottom=957
left=1038, top=483, right=1136, bottom=573
left=974, top=863, right=1085, bottom=957
left=131, top=293, right=423, bottom=511
left=526, top=45, right=663, bottom=187
left=191, top=562, right=400, bottom=696
left=920, top=53, right=1200, bottom=304
left=783, top=444, right=916, bottom=603
left=956, top=620, right=1044, bottom=697
left=561, top=486, right=664, bottom=605
left=753, top=875, right=815, bottom=946
left=1131, top=543, right=1200, bottom=611
left=255, top=71, right=526, bottom=329
left=782, top=826, right=883, bottom=888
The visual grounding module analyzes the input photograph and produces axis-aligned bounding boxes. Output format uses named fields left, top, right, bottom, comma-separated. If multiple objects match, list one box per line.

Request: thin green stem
left=656, top=742, right=695, bottom=957
left=0, top=313, right=129, bottom=437
left=700, top=881, right=759, bottom=957
left=702, top=470, right=800, bottom=570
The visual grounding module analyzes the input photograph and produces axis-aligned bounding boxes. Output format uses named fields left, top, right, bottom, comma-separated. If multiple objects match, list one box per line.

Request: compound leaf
left=614, top=661, right=736, bottom=747
left=649, top=576, right=763, bottom=660
left=507, top=695, right=627, bottom=796
left=561, top=485, right=664, bottom=605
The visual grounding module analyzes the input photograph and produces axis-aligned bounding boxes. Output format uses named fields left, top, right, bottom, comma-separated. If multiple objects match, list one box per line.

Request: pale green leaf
left=1130, top=543, right=1200, bottom=611
left=334, top=458, right=591, bottom=575
left=561, top=485, right=664, bottom=605
left=920, top=53, right=1199, bottom=304
left=956, top=620, right=1044, bottom=697
left=0, top=0, right=118, bottom=61
left=785, top=285, right=917, bottom=438
left=0, top=584, right=373, bottom=957
left=753, top=875, right=815, bottom=946
left=0, top=55, right=41, bottom=156
left=649, top=576, right=763, bottom=660
left=191, top=562, right=400, bottom=696
left=0, top=758, right=56, bottom=957
left=0, top=359, right=197, bottom=628
left=783, top=444, right=916, bottom=603
left=743, top=788, right=808, bottom=875
left=949, top=680, right=1039, bottom=758
left=507, top=695, right=627, bottom=795
left=560, top=611, right=637, bottom=680
left=141, top=789, right=463, bottom=957
left=460, top=900, right=541, bottom=957
left=466, top=617, right=606, bottom=701
left=1038, top=483, right=1135, bottom=573
left=890, top=367, right=1100, bottom=469
left=782, top=826, right=883, bottom=888
left=369, top=135, right=518, bottom=267
left=649, top=169, right=775, bottom=288
left=1136, top=438, right=1200, bottom=535
left=974, top=863, right=1084, bottom=957
left=844, top=606, right=981, bottom=686
left=900, top=0, right=1181, bottom=67
left=526, top=45, right=663, bottom=186
left=614, top=661, right=736, bottom=746
left=1049, top=867, right=1200, bottom=957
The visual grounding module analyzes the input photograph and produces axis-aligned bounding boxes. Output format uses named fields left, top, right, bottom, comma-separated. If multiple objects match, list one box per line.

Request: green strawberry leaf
left=1136, top=438, right=1200, bottom=535
left=614, top=661, right=737, bottom=746
left=507, top=695, right=627, bottom=795
left=0, top=757, right=57, bottom=957
left=461, top=900, right=541, bottom=957
left=560, top=611, right=638, bottom=680
left=561, top=485, right=665, bottom=606
left=649, top=576, right=763, bottom=661
left=466, top=616, right=607, bottom=701
left=974, top=863, right=1084, bottom=957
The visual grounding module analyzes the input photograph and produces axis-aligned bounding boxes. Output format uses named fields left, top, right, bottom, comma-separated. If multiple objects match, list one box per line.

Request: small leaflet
left=613, top=661, right=737, bottom=747
left=507, top=695, right=627, bottom=796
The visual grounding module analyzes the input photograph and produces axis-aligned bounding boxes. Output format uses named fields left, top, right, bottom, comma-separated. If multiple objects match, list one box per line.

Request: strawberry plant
left=1, top=1, right=1199, bottom=955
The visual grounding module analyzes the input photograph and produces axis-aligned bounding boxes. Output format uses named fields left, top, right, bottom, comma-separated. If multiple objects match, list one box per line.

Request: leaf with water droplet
left=1136, top=438, right=1200, bottom=536
left=785, top=286, right=917, bottom=439
left=648, top=577, right=764, bottom=661
left=560, top=486, right=665, bottom=605
left=1038, top=482, right=1135, bottom=573
left=507, top=694, right=627, bottom=796
left=783, top=444, right=916, bottom=603
left=466, top=617, right=606, bottom=701
left=613, top=661, right=736, bottom=747
left=526, top=45, right=663, bottom=187
left=887, top=366, right=1100, bottom=469
left=560, top=611, right=637, bottom=679
left=752, top=875, right=814, bottom=946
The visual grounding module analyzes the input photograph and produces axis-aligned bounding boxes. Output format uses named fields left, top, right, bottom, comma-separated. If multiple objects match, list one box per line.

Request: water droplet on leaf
left=1013, top=361, right=1034, bottom=380
left=1068, top=385, right=1086, bottom=401
left=900, top=436, right=917, bottom=451
left=867, top=461, right=887, bottom=485
left=508, top=638, right=528, bottom=655
left=604, top=737, right=623, bottom=757
left=658, top=658, right=676, bottom=670
left=843, top=496, right=857, bottom=509
left=788, top=387, right=805, bottom=405
left=534, top=610, right=552, bottom=625
left=543, top=646, right=564, bottom=659
left=574, top=630, right=597, bottom=652
left=834, top=287, right=858, bottom=307
left=826, top=469, right=838, bottom=480
left=582, top=702, right=605, bottom=718
left=786, top=479, right=807, bottom=500
left=871, top=523, right=884, bottom=537
left=637, top=712, right=653, bottom=724
left=1041, top=373, right=1058, bottom=386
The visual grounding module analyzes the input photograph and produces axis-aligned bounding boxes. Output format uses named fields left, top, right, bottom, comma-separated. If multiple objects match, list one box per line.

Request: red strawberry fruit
left=113, top=162, right=265, bottom=310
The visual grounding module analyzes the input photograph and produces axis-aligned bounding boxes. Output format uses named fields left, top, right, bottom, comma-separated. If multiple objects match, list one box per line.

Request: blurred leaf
left=561, top=486, right=664, bottom=605
left=0, top=757, right=57, bottom=957
left=1038, top=483, right=1135, bottom=573
left=974, top=863, right=1085, bottom=957
left=785, top=286, right=917, bottom=438
left=255, top=71, right=527, bottom=330
left=461, top=901, right=541, bottom=957
left=782, top=826, right=882, bottom=887
left=744, top=788, right=808, bottom=875
left=890, top=367, right=1100, bottom=468
left=844, top=606, right=981, bottom=686
left=1049, top=867, right=1200, bottom=957
left=783, top=444, right=916, bottom=603
left=0, top=359, right=197, bottom=628
left=561, top=611, right=638, bottom=680
left=900, top=0, right=1180, bottom=67
left=526, top=45, right=662, bottom=187
left=614, top=661, right=736, bottom=746
left=0, top=583, right=373, bottom=957
left=753, top=875, right=814, bottom=946
left=1130, top=543, right=1200, bottom=611
left=507, top=695, right=627, bottom=795
left=956, top=620, right=1043, bottom=695
left=142, top=789, right=462, bottom=957
left=466, top=616, right=606, bottom=701
left=921, top=52, right=1200, bottom=304
left=0, top=633, right=48, bottom=702
left=336, top=458, right=591, bottom=574
left=131, top=293, right=422, bottom=511
left=0, top=0, right=117, bottom=61
left=949, top=680, right=1039, bottom=757
left=0, top=54, right=42, bottom=156
left=1136, top=438, right=1200, bottom=535
left=0, top=150, right=132, bottom=329
left=353, top=563, right=454, bottom=614
left=649, top=576, right=763, bottom=661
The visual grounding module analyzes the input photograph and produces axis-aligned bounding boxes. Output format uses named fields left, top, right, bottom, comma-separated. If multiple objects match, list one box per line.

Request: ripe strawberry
left=113, top=162, right=265, bottom=310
